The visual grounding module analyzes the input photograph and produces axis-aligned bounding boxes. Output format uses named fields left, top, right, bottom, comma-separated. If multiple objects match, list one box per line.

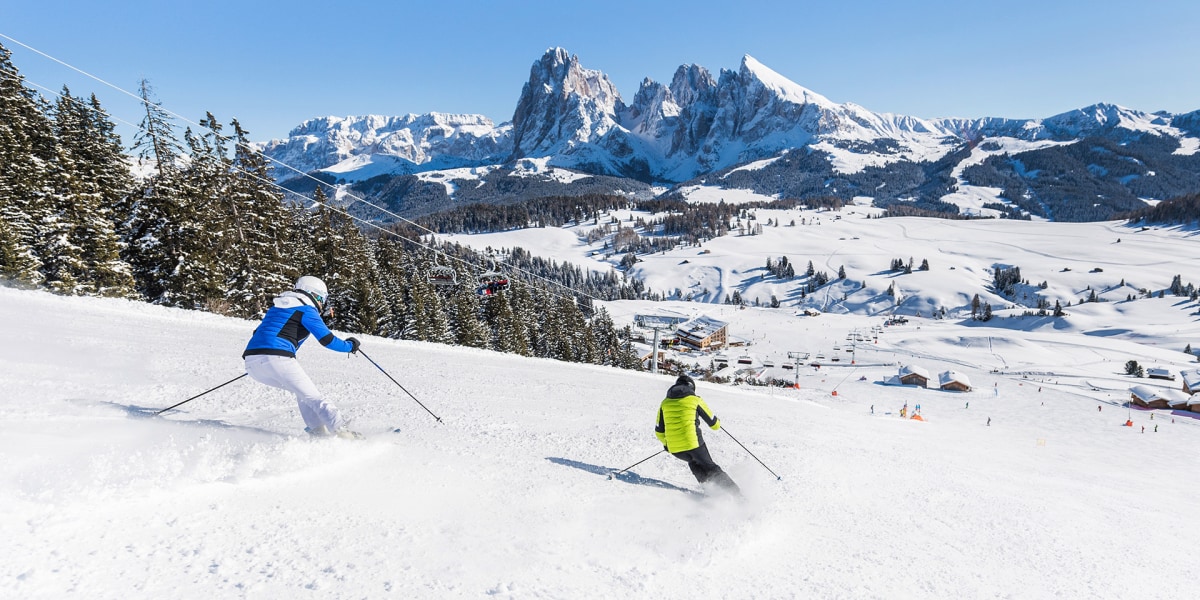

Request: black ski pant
left=672, top=443, right=739, bottom=492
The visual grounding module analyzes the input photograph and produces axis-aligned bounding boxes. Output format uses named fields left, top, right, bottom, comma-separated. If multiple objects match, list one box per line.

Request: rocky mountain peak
left=510, top=48, right=625, bottom=159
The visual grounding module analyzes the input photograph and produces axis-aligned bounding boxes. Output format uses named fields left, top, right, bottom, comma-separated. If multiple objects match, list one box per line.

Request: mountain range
left=258, top=48, right=1200, bottom=222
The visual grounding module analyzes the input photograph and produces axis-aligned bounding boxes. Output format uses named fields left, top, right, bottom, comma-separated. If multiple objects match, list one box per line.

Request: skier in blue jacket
left=243, top=276, right=362, bottom=438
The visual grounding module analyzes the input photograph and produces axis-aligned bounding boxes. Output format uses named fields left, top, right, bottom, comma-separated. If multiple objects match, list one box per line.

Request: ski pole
left=723, top=428, right=782, bottom=480
left=154, top=373, right=248, bottom=416
left=607, top=449, right=666, bottom=480
left=358, top=350, right=443, bottom=423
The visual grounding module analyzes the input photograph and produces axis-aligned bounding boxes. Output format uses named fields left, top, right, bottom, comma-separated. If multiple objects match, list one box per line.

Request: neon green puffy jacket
left=655, top=381, right=721, bottom=453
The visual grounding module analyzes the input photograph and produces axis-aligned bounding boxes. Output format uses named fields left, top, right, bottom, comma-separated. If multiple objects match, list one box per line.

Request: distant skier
left=655, top=375, right=740, bottom=495
left=243, top=276, right=362, bottom=439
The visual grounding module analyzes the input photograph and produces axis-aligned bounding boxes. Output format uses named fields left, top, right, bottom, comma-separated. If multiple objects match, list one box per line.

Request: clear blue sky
left=3, top=0, right=1198, bottom=144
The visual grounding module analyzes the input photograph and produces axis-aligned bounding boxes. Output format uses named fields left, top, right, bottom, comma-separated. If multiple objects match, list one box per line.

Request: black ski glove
left=346, top=337, right=361, bottom=354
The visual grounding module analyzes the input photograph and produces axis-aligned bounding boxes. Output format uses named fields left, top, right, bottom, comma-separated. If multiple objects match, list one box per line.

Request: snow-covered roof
left=939, top=370, right=972, bottom=389
left=1130, top=385, right=1160, bottom=402
left=1146, top=367, right=1176, bottom=379
left=1168, top=396, right=1191, bottom=409
left=899, top=365, right=931, bottom=380
left=1131, top=386, right=1190, bottom=404
left=676, top=316, right=728, bottom=340
left=634, top=313, right=690, bottom=328
left=1181, top=369, right=1200, bottom=391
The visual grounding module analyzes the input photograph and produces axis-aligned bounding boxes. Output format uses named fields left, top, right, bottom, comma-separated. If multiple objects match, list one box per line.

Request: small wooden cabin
left=938, top=370, right=972, bottom=392
left=898, top=365, right=931, bottom=387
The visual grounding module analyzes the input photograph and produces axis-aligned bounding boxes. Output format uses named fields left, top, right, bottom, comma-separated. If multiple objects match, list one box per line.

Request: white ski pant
left=244, top=355, right=344, bottom=432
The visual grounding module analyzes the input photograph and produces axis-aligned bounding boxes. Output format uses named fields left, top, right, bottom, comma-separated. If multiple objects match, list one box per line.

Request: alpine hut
left=898, top=365, right=931, bottom=388
left=938, top=370, right=972, bottom=392
left=1181, top=369, right=1200, bottom=395
left=1130, top=385, right=1174, bottom=409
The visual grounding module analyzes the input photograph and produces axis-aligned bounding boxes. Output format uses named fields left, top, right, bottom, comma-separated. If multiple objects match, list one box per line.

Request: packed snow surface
left=3, top=279, right=1198, bottom=598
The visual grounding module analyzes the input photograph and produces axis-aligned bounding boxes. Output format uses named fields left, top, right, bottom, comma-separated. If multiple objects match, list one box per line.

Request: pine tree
left=485, top=290, right=530, bottom=355
left=41, top=89, right=136, bottom=297
left=184, top=113, right=236, bottom=312
left=406, top=276, right=452, bottom=343
left=223, top=119, right=292, bottom=317
left=80, top=94, right=138, bottom=298
left=148, top=124, right=225, bottom=309
left=38, top=88, right=89, bottom=294
left=125, top=79, right=187, bottom=300
left=371, top=235, right=410, bottom=339
left=0, top=43, right=50, bottom=285
left=449, top=284, right=489, bottom=348
left=311, top=207, right=391, bottom=336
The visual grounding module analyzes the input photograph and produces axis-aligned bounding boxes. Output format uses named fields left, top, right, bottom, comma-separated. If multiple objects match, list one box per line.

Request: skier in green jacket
left=655, top=375, right=740, bottom=494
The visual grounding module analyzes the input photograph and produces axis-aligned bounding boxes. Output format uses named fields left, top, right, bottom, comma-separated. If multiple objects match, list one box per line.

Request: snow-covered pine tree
left=406, top=276, right=452, bottom=343
left=223, top=119, right=292, bottom=317
left=125, top=79, right=187, bottom=300
left=485, top=288, right=530, bottom=356
left=37, top=88, right=90, bottom=294
left=308, top=206, right=392, bottom=336
left=371, top=236, right=410, bottom=339
left=149, top=123, right=226, bottom=309
left=0, top=43, right=50, bottom=285
left=79, top=94, right=138, bottom=298
left=42, top=88, right=136, bottom=297
left=449, top=282, right=489, bottom=348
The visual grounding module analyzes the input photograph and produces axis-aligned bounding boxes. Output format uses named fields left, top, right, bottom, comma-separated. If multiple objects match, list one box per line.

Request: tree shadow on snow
left=545, top=457, right=699, bottom=495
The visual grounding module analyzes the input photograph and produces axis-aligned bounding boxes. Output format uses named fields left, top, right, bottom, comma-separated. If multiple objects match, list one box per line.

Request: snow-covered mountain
left=257, top=113, right=511, bottom=181
left=258, top=48, right=1200, bottom=221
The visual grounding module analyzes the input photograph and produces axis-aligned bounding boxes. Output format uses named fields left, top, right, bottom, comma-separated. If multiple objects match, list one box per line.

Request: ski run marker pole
left=607, top=450, right=666, bottom=480
left=723, top=428, right=782, bottom=481
left=154, top=373, right=249, bottom=416
left=358, top=350, right=443, bottom=424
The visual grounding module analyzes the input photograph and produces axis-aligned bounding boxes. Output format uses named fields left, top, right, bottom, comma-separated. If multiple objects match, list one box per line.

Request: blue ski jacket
left=243, top=291, right=354, bottom=358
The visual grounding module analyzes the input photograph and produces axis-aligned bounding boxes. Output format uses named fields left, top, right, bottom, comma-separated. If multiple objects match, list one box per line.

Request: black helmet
left=675, top=375, right=695, bottom=387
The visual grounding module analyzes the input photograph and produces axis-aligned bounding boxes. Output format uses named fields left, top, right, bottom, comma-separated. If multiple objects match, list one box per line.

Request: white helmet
left=294, top=276, right=328, bottom=306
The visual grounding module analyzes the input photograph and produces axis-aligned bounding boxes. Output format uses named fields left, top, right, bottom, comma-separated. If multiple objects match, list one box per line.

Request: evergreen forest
left=0, top=43, right=642, bottom=371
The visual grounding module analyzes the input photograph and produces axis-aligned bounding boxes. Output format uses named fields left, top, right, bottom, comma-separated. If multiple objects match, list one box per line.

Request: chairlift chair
left=429, top=263, right=458, bottom=287
left=476, top=259, right=511, bottom=297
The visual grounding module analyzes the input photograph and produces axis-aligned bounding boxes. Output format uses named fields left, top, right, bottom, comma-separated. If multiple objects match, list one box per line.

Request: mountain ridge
left=258, top=48, right=1200, bottom=222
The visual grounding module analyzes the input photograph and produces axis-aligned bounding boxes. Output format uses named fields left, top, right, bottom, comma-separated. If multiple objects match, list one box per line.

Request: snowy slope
left=441, top=205, right=1200, bottom=352
left=3, top=277, right=1199, bottom=598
